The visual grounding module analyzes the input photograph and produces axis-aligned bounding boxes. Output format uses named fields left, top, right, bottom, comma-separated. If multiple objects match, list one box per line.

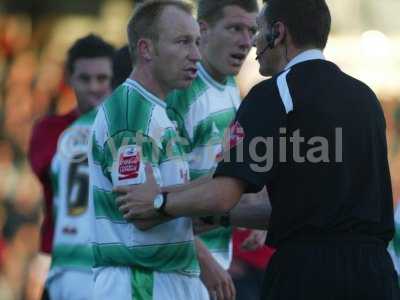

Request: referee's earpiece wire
left=277, top=23, right=289, bottom=64
left=284, top=31, right=289, bottom=63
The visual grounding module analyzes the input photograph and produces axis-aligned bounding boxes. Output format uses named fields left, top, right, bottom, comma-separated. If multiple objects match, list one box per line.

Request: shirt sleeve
left=28, top=118, right=57, bottom=180
left=214, top=80, right=287, bottom=193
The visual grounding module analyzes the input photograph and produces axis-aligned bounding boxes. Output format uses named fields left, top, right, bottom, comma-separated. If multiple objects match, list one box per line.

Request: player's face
left=151, top=7, right=201, bottom=92
left=254, top=6, right=281, bottom=76
left=201, top=5, right=257, bottom=81
left=69, top=57, right=113, bottom=114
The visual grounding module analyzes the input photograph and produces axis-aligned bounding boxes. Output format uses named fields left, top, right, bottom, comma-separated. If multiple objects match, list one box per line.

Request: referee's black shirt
left=215, top=50, right=394, bottom=248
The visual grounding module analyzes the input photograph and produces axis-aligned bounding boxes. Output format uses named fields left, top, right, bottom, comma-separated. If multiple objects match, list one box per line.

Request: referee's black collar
left=284, top=49, right=325, bottom=71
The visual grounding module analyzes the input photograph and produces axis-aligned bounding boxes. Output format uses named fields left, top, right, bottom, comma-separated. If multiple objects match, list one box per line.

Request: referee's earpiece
left=255, top=24, right=280, bottom=61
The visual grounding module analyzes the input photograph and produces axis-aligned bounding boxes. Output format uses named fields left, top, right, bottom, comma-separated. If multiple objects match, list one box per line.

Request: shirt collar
left=284, top=49, right=325, bottom=70
left=197, top=62, right=227, bottom=91
left=124, top=78, right=166, bottom=109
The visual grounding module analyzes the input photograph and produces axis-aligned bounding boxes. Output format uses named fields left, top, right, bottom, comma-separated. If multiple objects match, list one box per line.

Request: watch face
left=154, top=196, right=163, bottom=210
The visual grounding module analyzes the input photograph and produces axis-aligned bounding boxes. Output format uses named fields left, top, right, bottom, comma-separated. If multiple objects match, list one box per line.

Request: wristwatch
left=153, top=192, right=170, bottom=216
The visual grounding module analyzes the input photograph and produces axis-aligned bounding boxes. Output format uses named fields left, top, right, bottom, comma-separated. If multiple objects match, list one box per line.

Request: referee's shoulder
left=243, top=76, right=280, bottom=105
left=342, top=70, right=377, bottom=97
left=339, top=69, right=382, bottom=111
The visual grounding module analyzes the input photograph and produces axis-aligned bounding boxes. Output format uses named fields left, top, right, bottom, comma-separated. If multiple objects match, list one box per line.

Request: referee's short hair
left=263, top=0, right=331, bottom=49
left=197, top=0, right=259, bottom=26
left=127, top=0, right=194, bottom=65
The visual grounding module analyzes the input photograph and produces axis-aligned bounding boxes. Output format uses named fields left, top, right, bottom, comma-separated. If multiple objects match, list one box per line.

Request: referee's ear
left=272, top=21, right=287, bottom=48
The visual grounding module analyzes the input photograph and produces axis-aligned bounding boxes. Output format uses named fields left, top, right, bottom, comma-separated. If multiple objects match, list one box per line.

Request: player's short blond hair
left=127, top=0, right=193, bottom=64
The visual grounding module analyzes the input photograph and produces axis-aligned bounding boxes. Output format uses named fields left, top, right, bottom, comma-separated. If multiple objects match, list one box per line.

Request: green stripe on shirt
left=92, top=242, right=200, bottom=275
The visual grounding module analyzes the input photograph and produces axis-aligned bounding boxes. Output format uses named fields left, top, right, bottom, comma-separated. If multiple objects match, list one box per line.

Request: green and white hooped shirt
left=167, top=62, right=241, bottom=269
left=89, top=79, right=199, bottom=276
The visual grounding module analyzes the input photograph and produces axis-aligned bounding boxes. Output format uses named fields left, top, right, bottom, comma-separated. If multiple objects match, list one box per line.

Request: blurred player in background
left=88, top=1, right=206, bottom=299
left=29, top=34, right=114, bottom=299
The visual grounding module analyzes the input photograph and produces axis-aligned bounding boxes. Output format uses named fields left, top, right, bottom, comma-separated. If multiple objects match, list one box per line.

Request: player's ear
left=198, top=20, right=209, bottom=43
left=137, top=38, right=153, bottom=62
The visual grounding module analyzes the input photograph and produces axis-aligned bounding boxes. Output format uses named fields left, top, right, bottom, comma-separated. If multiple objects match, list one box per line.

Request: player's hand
left=198, top=241, right=236, bottom=300
left=240, top=230, right=267, bottom=251
left=114, top=164, right=161, bottom=220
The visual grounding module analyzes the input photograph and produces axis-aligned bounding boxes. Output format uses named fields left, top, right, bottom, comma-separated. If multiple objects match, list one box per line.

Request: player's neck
left=130, top=67, right=167, bottom=101
left=200, top=59, right=228, bottom=85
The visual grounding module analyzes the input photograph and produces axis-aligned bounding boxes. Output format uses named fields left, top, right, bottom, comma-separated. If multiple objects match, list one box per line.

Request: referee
left=115, top=0, right=400, bottom=299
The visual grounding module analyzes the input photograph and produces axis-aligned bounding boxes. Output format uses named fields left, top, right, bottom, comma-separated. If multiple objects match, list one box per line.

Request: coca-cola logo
left=229, top=121, right=245, bottom=147
left=118, top=147, right=140, bottom=180
left=216, top=121, right=245, bottom=162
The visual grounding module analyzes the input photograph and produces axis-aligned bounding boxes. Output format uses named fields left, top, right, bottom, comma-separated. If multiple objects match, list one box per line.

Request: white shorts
left=93, top=266, right=208, bottom=300
left=47, top=269, right=93, bottom=300
left=200, top=282, right=212, bottom=300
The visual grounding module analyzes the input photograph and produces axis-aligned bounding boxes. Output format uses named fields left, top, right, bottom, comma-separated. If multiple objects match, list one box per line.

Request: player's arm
left=192, top=190, right=272, bottom=230
left=100, top=129, right=174, bottom=230
left=161, top=173, right=212, bottom=192
left=131, top=194, right=271, bottom=232
left=229, top=190, right=271, bottom=229
left=165, top=186, right=271, bottom=230
left=115, top=81, right=286, bottom=223
left=118, top=184, right=175, bottom=231
left=196, top=238, right=236, bottom=300
left=115, top=171, right=271, bottom=227
left=115, top=167, right=245, bottom=219
left=117, top=171, right=214, bottom=222
left=118, top=174, right=229, bottom=231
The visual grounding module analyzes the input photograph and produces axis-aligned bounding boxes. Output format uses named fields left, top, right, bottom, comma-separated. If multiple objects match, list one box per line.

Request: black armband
left=219, top=214, right=231, bottom=227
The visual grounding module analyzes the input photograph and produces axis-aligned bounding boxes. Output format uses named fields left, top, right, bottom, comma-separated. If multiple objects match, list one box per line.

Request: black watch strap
left=219, top=214, right=231, bottom=227
left=200, top=216, right=215, bottom=225
left=159, top=192, right=171, bottom=217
